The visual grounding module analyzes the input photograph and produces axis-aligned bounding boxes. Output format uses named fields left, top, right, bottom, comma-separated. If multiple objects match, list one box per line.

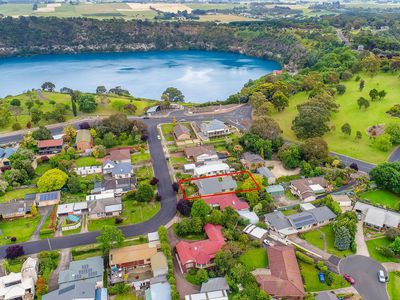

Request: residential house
left=75, top=130, right=93, bottom=152
left=241, top=152, right=265, bottom=170
left=204, top=194, right=259, bottom=224
left=109, top=149, right=131, bottom=164
left=200, top=119, right=230, bottom=138
left=145, top=282, right=171, bottom=300
left=0, top=147, right=16, bottom=168
left=173, top=124, right=191, bottom=141
left=196, top=176, right=237, bottom=196
left=331, top=194, right=352, bottom=207
left=184, top=145, right=218, bottom=163
left=243, top=224, right=269, bottom=241
left=146, top=105, right=160, bottom=116
left=290, top=177, right=328, bottom=202
left=176, top=224, right=225, bottom=273
left=91, top=177, right=137, bottom=195
left=103, top=160, right=134, bottom=179
left=56, top=202, right=88, bottom=216
left=34, top=191, right=61, bottom=207
left=185, top=290, right=228, bottom=300
left=37, top=138, right=63, bottom=154
left=42, top=256, right=105, bottom=300
left=266, top=184, right=285, bottom=197
left=255, top=246, right=305, bottom=300
left=257, top=167, right=276, bottom=184
left=184, top=164, right=196, bottom=172
left=87, top=194, right=122, bottom=220
left=265, top=206, right=336, bottom=235
left=200, top=277, right=229, bottom=294
left=74, top=165, right=102, bottom=176
left=354, top=202, right=400, bottom=230
left=0, top=201, right=29, bottom=219
left=193, top=162, right=230, bottom=177
left=0, top=257, right=38, bottom=300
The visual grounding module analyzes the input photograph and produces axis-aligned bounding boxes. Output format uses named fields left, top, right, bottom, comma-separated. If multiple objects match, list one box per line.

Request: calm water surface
left=0, top=50, right=280, bottom=102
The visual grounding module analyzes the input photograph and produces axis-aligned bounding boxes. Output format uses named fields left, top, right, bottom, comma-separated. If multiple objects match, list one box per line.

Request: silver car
left=378, top=270, right=386, bottom=283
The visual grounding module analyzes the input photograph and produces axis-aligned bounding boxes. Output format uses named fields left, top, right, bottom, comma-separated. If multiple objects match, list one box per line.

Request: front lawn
left=88, top=201, right=160, bottom=231
left=161, top=122, right=194, bottom=142
left=75, top=156, right=102, bottom=167
left=299, top=260, right=350, bottom=292
left=281, top=208, right=300, bottom=216
left=239, top=247, right=268, bottom=271
left=170, top=156, right=191, bottom=165
left=34, top=162, right=52, bottom=176
left=0, top=187, right=37, bottom=203
left=366, top=237, right=400, bottom=263
left=388, top=272, right=400, bottom=300
left=135, top=166, right=154, bottom=181
left=0, top=216, right=41, bottom=245
left=300, top=229, right=325, bottom=251
left=359, top=189, right=400, bottom=211
left=131, top=152, right=151, bottom=164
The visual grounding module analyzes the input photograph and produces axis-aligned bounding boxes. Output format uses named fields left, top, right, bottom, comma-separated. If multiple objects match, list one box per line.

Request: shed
left=184, top=164, right=196, bottom=172
left=265, top=184, right=284, bottom=197
left=237, top=210, right=260, bottom=225
left=243, top=224, right=268, bottom=240
left=300, top=203, right=316, bottom=211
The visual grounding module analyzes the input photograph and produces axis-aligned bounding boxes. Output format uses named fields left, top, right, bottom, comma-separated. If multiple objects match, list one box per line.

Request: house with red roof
left=37, top=138, right=63, bottom=154
left=176, top=224, right=225, bottom=273
left=255, top=246, right=305, bottom=300
left=204, top=194, right=249, bottom=211
left=109, top=148, right=131, bottom=164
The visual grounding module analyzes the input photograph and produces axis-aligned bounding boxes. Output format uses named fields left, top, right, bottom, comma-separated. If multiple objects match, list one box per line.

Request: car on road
left=318, top=272, right=325, bottom=283
left=157, top=135, right=161, bottom=140
left=343, top=274, right=355, bottom=285
left=357, top=213, right=362, bottom=221
left=378, top=270, right=387, bottom=283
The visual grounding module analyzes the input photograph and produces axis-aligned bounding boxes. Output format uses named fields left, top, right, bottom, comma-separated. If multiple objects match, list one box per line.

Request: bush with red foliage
left=177, top=199, right=192, bottom=217
left=5, top=245, right=24, bottom=259
left=150, top=177, right=159, bottom=185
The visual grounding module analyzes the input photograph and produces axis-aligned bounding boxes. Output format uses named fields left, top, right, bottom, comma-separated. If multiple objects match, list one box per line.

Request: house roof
left=355, top=201, right=400, bottom=229
left=176, top=224, right=225, bottom=266
left=0, top=201, right=26, bottom=215
left=237, top=210, right=259, bottom=224
left=76, top=130, right=92, bottom=144
left=204, top=194, right=248, bottom=211
left=184, top=145, right=216, bottom=158
left=291, top=177, right=328, bottom=199
left=200, top=277, right=229, bottom=293
left=243, top=224, right=268, bottom=239
left=88, top=197, right=122, bottom=215
left=309, top=206, right=336, bottom=223
left=36, top=191, right=61, bottom=202
left=0, top=147, right=16, bottom=160
left=146, top=282, right=171, bottom=300
left=173, top=124, right=190, bottom=138
left=37, top=138, right=63, bottom=148
left=331, top=194, right=351, bottom=203
left=255, top=246, right=305, bottom=298
left=257, top=167, right=274, bottom=178
left=316, top=292, right=338, bottom=300
left=109, top=242, right=159, bottom=266
left=109, top=149, right=131, bottom=162
left=111, top=162, right=133, bottom=176
left=201, top=119, right=227, bottom=132
left=242, top=152, right=264, bottom=164
left=196, top=176, right=237, bottom=195
left=287, top=211, right=317, bottom=228
left=150, top=252, right=168, bottom=272
left=266, top=184, right=284, bottom=193
left=265, top=211, right=292, bottom=230
left=42, top=282, right=96, bottom=300
left=58, top=256, right=103, bottom=285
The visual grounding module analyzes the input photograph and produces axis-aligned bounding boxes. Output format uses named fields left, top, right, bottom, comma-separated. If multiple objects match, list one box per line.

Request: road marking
left=47, top=238, right=52, bottom=250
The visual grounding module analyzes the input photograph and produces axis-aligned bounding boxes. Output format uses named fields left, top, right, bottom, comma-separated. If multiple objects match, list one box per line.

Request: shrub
left=10, top=237, right=16, bottom=242
left=150, top=177, right=159, bottom=185
left=115, top=217, right=123, bottom=224
left=108, top=283, right=130, bottom=295
left=5, top=245, right=24, bottom=259
left=376, top=246, right=395, bottom=257
left=386, top=228, right=400, bottom=241
left=12, top=123, right=22, bottom=131
left=296, top=251, right=314, bottom=264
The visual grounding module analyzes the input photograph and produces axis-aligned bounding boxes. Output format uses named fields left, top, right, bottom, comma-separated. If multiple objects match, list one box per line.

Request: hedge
left=296, top=251, right=314, bottom=264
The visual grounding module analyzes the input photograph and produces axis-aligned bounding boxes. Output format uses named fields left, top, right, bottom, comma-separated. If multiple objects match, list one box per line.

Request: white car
left=157, top=135, right=161, bottom=140
left=263, top=239, right=274, bottom=247
left=378, top=270, right=386, bottom=283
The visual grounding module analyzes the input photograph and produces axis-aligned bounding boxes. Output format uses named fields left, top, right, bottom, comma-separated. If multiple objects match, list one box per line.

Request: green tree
left=360, top=54, right=381, bottom=76
left=96, top=225, right=125, bottom=255
left=191, top=199, right=211, bottom=220
left=249, top=92, right=267, bottom=109
left=30, top=108, right=43, bottom=124
left=96, top=86, right=107, bottom=94
left=10, top=98, right=21, bottom=106
left=71, top=98, right=77, bottom=117
left=41, top=82, right=55, bottom=92
left=63, top=125, right=77, bottom=143
left=195, top=269, right=209, bottom=284
left=161, top=87, right=184, bottom=102
left=356, top=130, right=362, bottom=141
left=359, top=79, right=365, bottom=91
left=374, top=133, right=392, bottom=152
left=300, top=137, right=329, bottom=162
left=250, top=116, right=282, bottom=140
left=357, top=97, right=370, bottom=110
left=92, top=145, right=106, bottom=158
left=336, top=84, right=346, bottom=95
left=136, top=183, right=154, bottom=202
left=271, top=91, right=289, bottom=112
left=0, top=105, right=11, bottom=128
left=390, top=236, right=400, bottom=255
left=341, top=123, right=351, bottom=136
left=0, top=180, right=8, bottom=196
left=378, top=90, right=386, bottom=100
left=32, top=126, right=53, bottom=140
left=278, top=144, right=301, bottom=169
left=385, top=123, right=400, bottom=144
left=334, top=226, right=352, bottom=250
left=369, top=88, right=379, bottom=101
left=77, top=94, right=97, bottom=113
left=37, top=168, right=68, bottom=192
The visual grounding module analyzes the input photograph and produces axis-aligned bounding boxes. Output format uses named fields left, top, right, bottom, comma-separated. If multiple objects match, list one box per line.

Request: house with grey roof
left=265, top=184, right=285, bottom=197
left=196, top=176, right=237, bottom=196
left=92, top=177, right=137, bottom=195
left=42, top=256, right=105, bottom=300
left=173, top=124, right=191, bottom=141
left=257, top=167, right=276, bottom=184
left=241, top=152, right=265, bottom=170
left=87, top=197, right=122, bottom=220
left=354, top=201, right=400, bottom=230
left=103, top=159, right=134, bottom=179
left=265, top=206, right=336, bottom=236
left=290, top=177, right=328, bottom=202
left=200, top=119, right=230, bottom=138
left=0, top=201, right=29, bottom=219
left=200, top=277, right=229, bottom=294
left=0, top=147, right=16, bottom=168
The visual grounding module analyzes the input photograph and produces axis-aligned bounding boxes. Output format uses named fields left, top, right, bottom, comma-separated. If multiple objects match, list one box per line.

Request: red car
left=343, top=274, right=355, bottom=285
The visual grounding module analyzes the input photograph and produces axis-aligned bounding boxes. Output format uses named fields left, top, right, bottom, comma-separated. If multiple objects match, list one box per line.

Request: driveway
left=30, top=206, right=53, bottom=241
left=48, top=248, right=71, bottom=292
left=339, top=255, right=389, bottom=300
left=355, top=221, right=369, bottom=257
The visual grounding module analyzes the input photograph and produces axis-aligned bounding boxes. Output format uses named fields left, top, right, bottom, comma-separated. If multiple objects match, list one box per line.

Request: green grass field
left=0, top=187, right=37, bottom=203
left=366, top=237, right=400, bottom=263
left=88, top=201, right=160, bottom=231
left=239, top=247, right=268, bottom=271
left=300, top=229, right=325, bottom=250
left=359, top=189, right=400, bottom=210
left=74, top=156, right=102, bottom=167
left=299, top=260, right=350, bottom=292
left=388, top=272, right=400, bottom=300
left=0, top=216, right=41, bottom=245
left=135, top=166, right=154, bottom=181
left=161, top=122, right=194, bottom=142
left=34, top=162, right=52, bottom=176
left=131, top=152, right=151, bottom=164
left=272, top=72, right=400, bottom=164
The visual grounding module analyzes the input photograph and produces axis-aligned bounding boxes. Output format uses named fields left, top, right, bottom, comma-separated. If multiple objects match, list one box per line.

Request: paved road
left=339, top=255, right=389, bottom=300
left=388, top=146, right=400, bottom=162
left=330, top=152, right=376, bottom=173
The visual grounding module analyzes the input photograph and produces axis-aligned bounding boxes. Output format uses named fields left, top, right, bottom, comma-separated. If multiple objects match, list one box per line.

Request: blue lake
left=0, top=50, right=280, bottom=102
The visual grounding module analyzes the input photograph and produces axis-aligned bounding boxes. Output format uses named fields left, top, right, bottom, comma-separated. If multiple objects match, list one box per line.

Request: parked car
left=318, top=272, right=325, bottom=283
left=263, top=239, right=274, bottom=247
left=378, top=270, right=387, bottom=283
left=157, top=135, right=161, bottom=140
left=357, top=213, right=362, bottom=221
left=343, top=274, right=355, bottom=285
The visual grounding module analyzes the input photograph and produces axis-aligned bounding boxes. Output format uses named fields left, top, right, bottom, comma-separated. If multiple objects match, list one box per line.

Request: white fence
left=61, top=221, right=81, bottom=232
left=74, top=166, right=102, bottom=176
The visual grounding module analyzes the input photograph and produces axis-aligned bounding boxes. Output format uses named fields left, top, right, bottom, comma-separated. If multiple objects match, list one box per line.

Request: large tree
left=77, top=94, right=97, bottom=113
left=271, top=91, right=289, bottom=111
left=136, top=183, right=154, bottom=202
left=32, top=126, right=53, bottom=140
left=250, top=116, right=282, bottom=140
left=37, top=168, right=68, bottom=192
left=334, top=226, right=352, bottom=250
left=161, top=87, right=184, bottom=102
left=96, top=225, right=125, bottom=255
left=300, top=137, right=329, bottom=162
left=191, top=199, right=211, bottom=220
left=370, top=162, right=400, bottom=195
left=41, top=82, right=55, bottom=92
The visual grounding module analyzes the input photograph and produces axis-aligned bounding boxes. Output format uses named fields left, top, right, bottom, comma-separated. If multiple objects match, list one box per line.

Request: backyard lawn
left=130, top=152, right=151, bottom=164
left=75, top=156, right=102, bottom=167
left=388, top=272, right=400, bottom=300
left=281, top=208, right=300, bottom=216
left=359, top=189, right=400, bottom=210
left=271, top=72, right=400, bottom=164
left=170, top=156, right=191, bottom=165
left=0, top=216, right=41, bottom=245
left=34, top=162, right=52, bottom=176
left=299, top=260, right=350, bottom=292
left=239, top=247, right=268, bottom=271
left=0, top=187, right=37, bottom=203
left=88, top=201, right=160, bottom=231
left=366, top=237, right=400, bottom=263
left=135, top=166, right=154, bottom=181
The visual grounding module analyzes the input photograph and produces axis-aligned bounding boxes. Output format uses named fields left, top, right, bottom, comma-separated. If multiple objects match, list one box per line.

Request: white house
left=193, top=162, right=230, bottom=177
left=331, top=194, right=352, bottom=207
left=200, top=119, right=230, bottom=138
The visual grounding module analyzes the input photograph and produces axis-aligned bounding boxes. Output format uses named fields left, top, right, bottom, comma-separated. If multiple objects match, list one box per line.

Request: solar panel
left=59, top=284, right=75, bottom=295
left=291, top=214, right=316, bottom=228
left=39, top=191, right=58, bottom=201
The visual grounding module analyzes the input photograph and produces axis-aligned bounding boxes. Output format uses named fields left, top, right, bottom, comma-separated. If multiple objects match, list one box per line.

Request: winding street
left=0, top=105, right=378, bottom=258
